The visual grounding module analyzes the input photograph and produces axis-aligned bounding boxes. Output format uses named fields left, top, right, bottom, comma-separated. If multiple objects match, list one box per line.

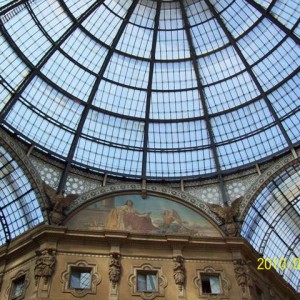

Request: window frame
left=69, top=266, right=92, bottom=290
left=136, top=270, right=158, bottom=293
left=61, top=260, right=101, bottom=298
left=6, top=270, right=29, bottom=300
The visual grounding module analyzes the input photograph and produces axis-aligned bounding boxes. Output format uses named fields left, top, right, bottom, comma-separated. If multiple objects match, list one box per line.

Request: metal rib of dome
left=0, top=0, right=299, bottom=182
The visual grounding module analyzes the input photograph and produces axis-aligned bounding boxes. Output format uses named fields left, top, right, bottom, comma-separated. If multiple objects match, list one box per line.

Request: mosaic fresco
left=66, top=195, right=221, bottom=237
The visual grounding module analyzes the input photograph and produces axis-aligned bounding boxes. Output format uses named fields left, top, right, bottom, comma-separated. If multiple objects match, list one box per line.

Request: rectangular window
left=201, top=274, right=221, bottom=294
left=11, top=275, right=25, bottom=300
left=137, top=271, right=158, bottom=292
left=69, top=268, right=92, bottom=289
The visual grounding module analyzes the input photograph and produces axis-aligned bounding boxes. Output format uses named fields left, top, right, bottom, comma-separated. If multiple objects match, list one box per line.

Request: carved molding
left=193, top=266, right=231, bottom=299
left=128, top=263, right=167, bottom=300
left=64, top=184, right=222, bottom=225
left=61, top=260, right=101, bottom=298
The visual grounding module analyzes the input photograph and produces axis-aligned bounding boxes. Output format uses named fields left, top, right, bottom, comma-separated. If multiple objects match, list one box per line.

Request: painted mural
left=66, top=195, right=221, bottom=237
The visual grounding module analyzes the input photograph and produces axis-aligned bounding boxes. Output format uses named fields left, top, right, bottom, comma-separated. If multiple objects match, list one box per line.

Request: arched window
left=0, top=146, right=44, bottom=245
left=242, top=164, right=300, bottom=292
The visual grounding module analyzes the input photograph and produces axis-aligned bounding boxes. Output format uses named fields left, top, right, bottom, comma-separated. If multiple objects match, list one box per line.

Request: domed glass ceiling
left=0, top=0, right=299, bottom=180
left=242, top=163, right=300, bottom=292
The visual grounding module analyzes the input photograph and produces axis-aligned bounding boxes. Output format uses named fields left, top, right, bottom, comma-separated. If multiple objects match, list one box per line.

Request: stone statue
left=207, top=196, right=243, bottom=236
left=109, top=253, right=121, bottom=288
left=34, top=249, right=56, bottom=285
left=233, top=259, right=249, bottom=293
left=44, top=183, right=78, bottom=225
left=173, top=256, right=185, bottom=291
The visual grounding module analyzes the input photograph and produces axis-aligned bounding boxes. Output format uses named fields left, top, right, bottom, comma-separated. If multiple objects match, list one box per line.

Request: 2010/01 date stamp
left=257, top=257, right=300, bottom=271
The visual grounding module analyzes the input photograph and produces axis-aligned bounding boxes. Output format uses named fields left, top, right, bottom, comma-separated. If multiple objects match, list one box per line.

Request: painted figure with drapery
left=106, top=200, right=157, bottom=232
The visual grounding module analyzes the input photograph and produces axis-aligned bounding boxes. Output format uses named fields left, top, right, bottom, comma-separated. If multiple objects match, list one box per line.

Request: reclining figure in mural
left=106, top=200, right=157, bottom=232
left=106, top=200, right=197, bottom=235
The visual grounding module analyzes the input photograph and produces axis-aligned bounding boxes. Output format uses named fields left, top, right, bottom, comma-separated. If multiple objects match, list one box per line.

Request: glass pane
left=70, top=269, right=91, bottom=289
left=12, top=277, right=25, bottom=298
left=146, top=274, right=157, bottom=291
left=209, top=276, right=221, bottom=293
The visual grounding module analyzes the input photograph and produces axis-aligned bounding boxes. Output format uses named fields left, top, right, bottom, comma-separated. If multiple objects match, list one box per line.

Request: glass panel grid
left=41, top=51, right=96, bottom=101
left=0, top=147, right=44, bottom=245
left=3, top=4, right=52, bottom=65
left=94, top=80, right=146, bottom=118
left=213, top=0, right=261, bottom=38
left=82, top=2, right=129, bottom=46
left=0, top=33, right=30, bottom=89
left=5, top=100, right=74, bottom=157
left=242, top=164, right=300, bottom=292
left=61, top=28, right=109, bottom=74
left=104, top=54, right=150, bottom=89
left=150, top=89, right=203, bottom=119
left=0, top=0, right=299, bottom=179
left=238, top=18, right=284, bottom=65
left=30, top=0, right=73, bottom=41
left=270, top=0, right=300, bottom=30
left=253, top=37, right=299, bottom=91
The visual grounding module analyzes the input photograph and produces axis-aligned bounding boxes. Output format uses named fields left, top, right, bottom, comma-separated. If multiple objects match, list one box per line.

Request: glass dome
left=0, top=0, right=299, bottom=180
left=242, top=163, right=300, bottom=292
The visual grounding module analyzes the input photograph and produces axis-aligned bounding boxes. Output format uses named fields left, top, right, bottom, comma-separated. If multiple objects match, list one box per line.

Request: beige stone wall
left=0, top=226, right=298, bottom=300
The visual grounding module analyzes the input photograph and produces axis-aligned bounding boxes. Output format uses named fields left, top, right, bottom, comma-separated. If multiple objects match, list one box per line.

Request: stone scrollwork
left=233, top=259, right=250, bottom=294
left=128, top=263, right=167, bottom=300
left=109, top=252, right=121, bottom=288
left=173, top=256, right=185, bottom=291
left=34, top=248, right=56, bottom=285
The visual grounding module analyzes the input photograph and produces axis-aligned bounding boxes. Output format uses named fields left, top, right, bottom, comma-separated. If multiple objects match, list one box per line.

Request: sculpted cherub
left=173, top=256, right=185, bottom=291
left=108, top=253, right=121, bottom=288
left=207, top=196, right=243, bottom=236
left=44, top=183, right=78, bottom=225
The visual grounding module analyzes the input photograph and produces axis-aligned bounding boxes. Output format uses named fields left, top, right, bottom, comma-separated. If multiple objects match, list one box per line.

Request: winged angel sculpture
left=44, top=184, right=78, bottom=225
left=207, top=196, right=243, bottom=236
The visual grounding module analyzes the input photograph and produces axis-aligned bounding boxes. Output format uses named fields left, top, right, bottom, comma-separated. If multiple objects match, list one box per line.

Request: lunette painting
left=66, top=195, right=221, bottom=237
